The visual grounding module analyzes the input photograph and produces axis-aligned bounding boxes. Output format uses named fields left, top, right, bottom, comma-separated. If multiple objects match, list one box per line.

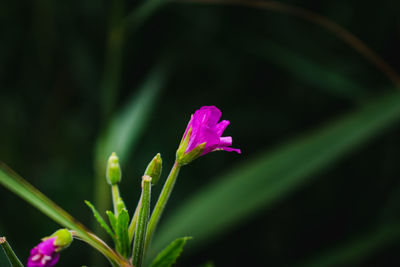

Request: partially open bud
left=27, top=229, right=73, bottom=267
left=144, top=153, right=162, bottom=185
left=176, top=106, right=241, bottom=166
left=106, top=152, right=121, bottom=185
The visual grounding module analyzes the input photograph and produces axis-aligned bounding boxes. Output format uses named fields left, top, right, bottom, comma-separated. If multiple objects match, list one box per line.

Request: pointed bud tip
left=144, top=153, right=162, bottom=185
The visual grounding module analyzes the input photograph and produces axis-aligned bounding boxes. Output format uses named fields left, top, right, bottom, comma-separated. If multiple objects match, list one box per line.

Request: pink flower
left=27, top=237, right=59, bottom=267
left=177, top=106, right=241, bottom=164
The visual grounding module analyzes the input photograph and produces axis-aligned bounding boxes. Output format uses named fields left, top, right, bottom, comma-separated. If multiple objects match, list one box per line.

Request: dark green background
left=1, top=0, right=400, bottom=266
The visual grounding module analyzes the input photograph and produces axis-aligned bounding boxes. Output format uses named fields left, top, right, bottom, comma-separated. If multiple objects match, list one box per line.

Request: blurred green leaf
left=296, top=223, right=400, bottom=267
left=247, top=40, right=365, bottom=100
left=151, top=90, right=400, bottom=256
left=85, top=200, right=116, bottom=241
left=106, top=211, right=118, bottom=232
left=95, top=63, right=168, bottom=167
left=125, top=0, right=166, bottom=32
left=150, top=237, right=192, bottom=267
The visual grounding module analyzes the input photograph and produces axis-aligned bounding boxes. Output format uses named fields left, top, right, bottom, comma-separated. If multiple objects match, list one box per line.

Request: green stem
left=132, top=176, right=152, bottom=267
left=128, top=195, right=142, bottom=242
left=111, top=184, right=121, bottom=216
left=144, top=161, right=181, bottom=252
left=0, top=237, right=23, bottom=267
left=72, top=231, right=131, bottom=267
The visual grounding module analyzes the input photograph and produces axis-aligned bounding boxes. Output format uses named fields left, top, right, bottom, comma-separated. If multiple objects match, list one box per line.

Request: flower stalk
left=144, top=161, right=181, bottom=252
left=0, top=237, right=23, bottom=267
left=111, top=184, right=121, bottom=216
left=132, top=175, right=152, bottom=267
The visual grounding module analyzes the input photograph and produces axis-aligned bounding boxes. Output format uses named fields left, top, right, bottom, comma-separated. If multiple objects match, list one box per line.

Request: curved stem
left=178, top=0, right=400, bottom=87
left=71, top=231, right=131, bottom=267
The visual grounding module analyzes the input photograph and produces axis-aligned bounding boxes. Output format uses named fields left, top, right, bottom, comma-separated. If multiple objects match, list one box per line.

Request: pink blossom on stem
left=177, top=106, right=241, bottom=165
left=27, top=237, right=59, bottom=267
left=185, top=106, right=241, bottom=154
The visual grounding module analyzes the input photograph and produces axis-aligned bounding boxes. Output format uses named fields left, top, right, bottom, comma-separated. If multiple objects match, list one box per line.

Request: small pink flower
left=27, top=237, right=59, bottom=267
left=184, top=106, right=241, bottom=155
left=177, top=106, right=241, bottom=164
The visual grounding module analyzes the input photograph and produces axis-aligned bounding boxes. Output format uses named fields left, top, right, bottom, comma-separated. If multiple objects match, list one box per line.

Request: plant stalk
left=132, top=176, right=152, bottom=267
left=111, top=184, right=121, bottom=216
left=0, top=237, right=23, bottom=267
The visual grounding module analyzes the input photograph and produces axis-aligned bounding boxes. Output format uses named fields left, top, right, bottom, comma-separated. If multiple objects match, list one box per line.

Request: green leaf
left=0, top=163, right=126, bottom=266
left=115, top=209, right=130, bottom=258
left=106, top=211, right=118, bottom=232
left=0, top=237, right=24, bottom=267
left=151, top=90, right=400, bottom=256
left=150, top=237, right=192, bottom=267
left=85, top=200, right=115, bottom=241
left=95, top=63, right=168, bottom=169
left=296, top=223, right=400, bottom=267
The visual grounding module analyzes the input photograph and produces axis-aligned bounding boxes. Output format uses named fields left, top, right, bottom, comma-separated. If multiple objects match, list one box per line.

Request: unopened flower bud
left=106, top=152, right=121, bottom=185
left=144, top=153, right=162, bottom=185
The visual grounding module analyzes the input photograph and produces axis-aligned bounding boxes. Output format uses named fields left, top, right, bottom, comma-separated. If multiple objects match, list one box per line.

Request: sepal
left=47, top=229, right=73, bottom=251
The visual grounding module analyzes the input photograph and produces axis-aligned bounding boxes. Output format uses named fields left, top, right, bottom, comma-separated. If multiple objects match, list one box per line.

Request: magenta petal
left=27, top=238, right=59, bottom=267
left=46, top=253, right=60, bottom=267
left=195, top=106, right=221, bottom=126
left=219, top=136, right=232, bottom=147
left=215, top=120, right=230, bottom=136
left=222, top=147, right=241, bottom=153
left=38, top=238, right=56, bottom=255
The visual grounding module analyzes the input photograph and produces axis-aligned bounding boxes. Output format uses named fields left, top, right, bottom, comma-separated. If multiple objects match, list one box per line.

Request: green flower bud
left=106, top=152, right=121, bottom=185
left=47, top=229, right=73, bottom=251
left=144, top=153, right=162, bottom=185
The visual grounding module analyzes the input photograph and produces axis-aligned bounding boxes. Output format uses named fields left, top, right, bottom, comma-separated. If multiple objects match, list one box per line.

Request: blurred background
left=1, top=0, right=400, bottom=266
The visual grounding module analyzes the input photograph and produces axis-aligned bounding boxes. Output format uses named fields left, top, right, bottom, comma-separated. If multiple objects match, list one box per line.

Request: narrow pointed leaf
left=85, top=201, right=115, bottom=241
left=151, top=90, right=400, bottom=256
left=150, top=237, right=192, bottom=267
left=116, top=209, right=130, bottom=258
left=106, top=211, right=118, bottom=233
